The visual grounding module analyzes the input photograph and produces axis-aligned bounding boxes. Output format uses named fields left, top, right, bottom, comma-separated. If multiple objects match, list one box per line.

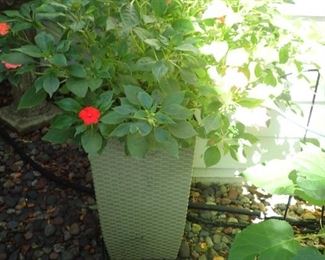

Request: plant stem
left=294, top=232, right=325, bottom=242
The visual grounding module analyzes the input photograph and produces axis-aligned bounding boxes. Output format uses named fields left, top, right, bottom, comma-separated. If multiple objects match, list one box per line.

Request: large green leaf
left=204, top=146, right=221, bottom=167
left=51, top=114, right=77, bottom=129
left=127, top=134, right=149, bottom=158
left=34, top=32, right=55, bottom=51
left=137, top=91, right=153, bottom=109
left=65, top=78, right=88, bottom=97
left=15, top=45, right=42, bottom=58
left=1, top=52, right=33, bottom=64
left=229, top=220, right=301, bottom=260
left=123, top=85, right=142, bottom=105
left=69, top=64, right=87, bottom=78
left=162, top=104, right=192, bottom=120
left=81, top=129, right=103, bottom=154
left=110, top=123, right=131, bottom=137
left=18, top=87, right=47, bottom=109
left=243, top=144, right=325, bottom=206
left=42, top=128, right=74, bottom=144
left=43, top=74, right=60, bottom=97
left=293, top=247, right=325, bottom=260
left=169, top=121, right=196, bottom=139
left=202, top=114, right=220, bottom=134
left=291, top=145, right=325, bottom=206
left=242, top=159, right=295, bottom=195
left=49, top=54, right=67, bottom=67
left=101, top=111, right=127, bottom=124
left=162, top=91, right=185, bottom=107
left=56, top=98, right=82, bottom=113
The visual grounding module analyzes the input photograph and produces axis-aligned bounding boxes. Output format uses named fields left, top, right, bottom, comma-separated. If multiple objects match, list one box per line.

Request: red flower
left=79, top=106, right=101, bottom=125
left=2, top=61, right=22, bottom=70
left=0, top=22, right=10, bottom=36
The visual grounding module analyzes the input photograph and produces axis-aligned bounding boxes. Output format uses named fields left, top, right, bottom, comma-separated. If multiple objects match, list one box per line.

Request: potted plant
left=0, top=0, right=310, bottom=258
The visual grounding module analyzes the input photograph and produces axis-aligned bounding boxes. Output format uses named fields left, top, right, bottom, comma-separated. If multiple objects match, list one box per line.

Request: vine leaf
left=242, top=159, right=295, bottom=195
left=229, top=219, right=301, bottom=260
left=242, top=144, right=325, bottom=206
left=291, top=145, right=325, bottom=206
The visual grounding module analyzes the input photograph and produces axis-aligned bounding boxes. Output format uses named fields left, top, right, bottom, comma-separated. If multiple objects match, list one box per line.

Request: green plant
left=228, top=143, right=325, bottom=259
left=0, top=0, right=309, bottom=164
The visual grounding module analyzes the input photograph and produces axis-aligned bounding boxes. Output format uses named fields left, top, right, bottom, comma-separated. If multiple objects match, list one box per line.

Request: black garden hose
left=0, top=125, right=95, bottom=196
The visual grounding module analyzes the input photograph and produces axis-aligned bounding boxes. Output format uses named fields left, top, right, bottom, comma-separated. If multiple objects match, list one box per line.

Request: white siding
left=192, top=9, right=325, bottom=183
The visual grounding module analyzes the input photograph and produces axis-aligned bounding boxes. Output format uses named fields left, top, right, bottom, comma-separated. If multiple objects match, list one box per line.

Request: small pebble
left=70, top=223, right=80, bottom=235
left=44, top=224, right=56, bottom=237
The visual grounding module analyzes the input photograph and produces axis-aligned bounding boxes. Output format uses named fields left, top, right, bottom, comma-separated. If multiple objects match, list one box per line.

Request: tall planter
left=90, top=139, right=194, bottom=259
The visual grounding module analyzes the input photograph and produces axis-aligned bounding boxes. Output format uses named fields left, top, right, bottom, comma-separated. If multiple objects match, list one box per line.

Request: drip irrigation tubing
left=188, top=202, right=261, bottom=217
left=0, top=125, right=95, bottom=196
left=187, top=215, right=321, bottom=232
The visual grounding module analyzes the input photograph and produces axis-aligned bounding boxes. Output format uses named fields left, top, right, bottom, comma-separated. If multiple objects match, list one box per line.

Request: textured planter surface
left=90, top=139, right=194, bottom=260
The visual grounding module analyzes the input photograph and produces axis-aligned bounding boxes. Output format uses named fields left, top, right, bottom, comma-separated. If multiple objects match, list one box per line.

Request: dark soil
left=0, top=84, right=104, bottom=259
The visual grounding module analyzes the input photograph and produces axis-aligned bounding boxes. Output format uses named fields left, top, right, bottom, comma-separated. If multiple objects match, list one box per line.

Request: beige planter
left=90, top=139, right=194, bottom=259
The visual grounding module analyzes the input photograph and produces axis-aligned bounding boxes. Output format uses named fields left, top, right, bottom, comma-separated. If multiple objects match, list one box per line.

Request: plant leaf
left=1, top=52, right=33, bottom=64
left=69, top=64, right=87, bottom=78
left=51, top=114, right=77, bottom=129
left=56, top=98, right=82, bottom=113
left=242, top=159, right=295, bottom=195
left=293, top=247, right=325, bottom=260
left=204, top=146, right=221, bottom=167
left=81, top=129, right=103, bottom=155
left=18, top=87, right=47, bottom=109
left=127, top=134, right=149, bottom=158
left=101, top=111, right=127, bottom=124
left=15, top=45, right=42, bottom=58
left=152, top=61, right=169, bottom=81
left=229, top=220, right=301, bottom=260
left=65, top=78, right=88, bottom=97
left=49, top=54, right=67, bottom=67
left=43, top=74, right=60, bottom=97
left=34, top=32, right=55, bottom=51
left=169, top=121, right=196, bottom=139
left=42, top=128, right=74, bottom=144
left=279, top=44, right=290, bottom=64
left=110, top=123, right=130, bottom=137
left=137, top=91, right=153, bottom=109
left=123, top=85, right=142, bottom=105
left=162, top=104, right=192, bottom=120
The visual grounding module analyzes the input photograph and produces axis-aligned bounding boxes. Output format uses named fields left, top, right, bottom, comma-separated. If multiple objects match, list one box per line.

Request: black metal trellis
left=282, top=69, right=322, bottom=222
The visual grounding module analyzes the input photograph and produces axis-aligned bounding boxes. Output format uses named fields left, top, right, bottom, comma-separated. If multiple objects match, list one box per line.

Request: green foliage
left=242, top=144, right=325, bottom=206
left=0, top=0, right=311, bottom=163
left=229, top=220, right=300, bottom=260
left=229, top=219, right=325, bottom=260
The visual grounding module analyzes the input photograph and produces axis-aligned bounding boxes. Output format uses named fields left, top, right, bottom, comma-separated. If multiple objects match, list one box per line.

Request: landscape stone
left=192, top=223, right=202, bottom=234
left=44, top=224, right=56, bottom=237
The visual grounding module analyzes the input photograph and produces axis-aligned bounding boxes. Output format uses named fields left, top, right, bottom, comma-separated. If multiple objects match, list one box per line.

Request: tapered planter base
left=90, top=139, right=194, bottom=260
left=0, top=102, right=60, bottom=134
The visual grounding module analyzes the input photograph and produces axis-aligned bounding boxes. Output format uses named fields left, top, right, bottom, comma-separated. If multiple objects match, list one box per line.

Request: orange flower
left=0, top=22, right=10, bottom=36
left=2, top=61, right=22, bottom=70
left=79, top=106, right=101, bottom=125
